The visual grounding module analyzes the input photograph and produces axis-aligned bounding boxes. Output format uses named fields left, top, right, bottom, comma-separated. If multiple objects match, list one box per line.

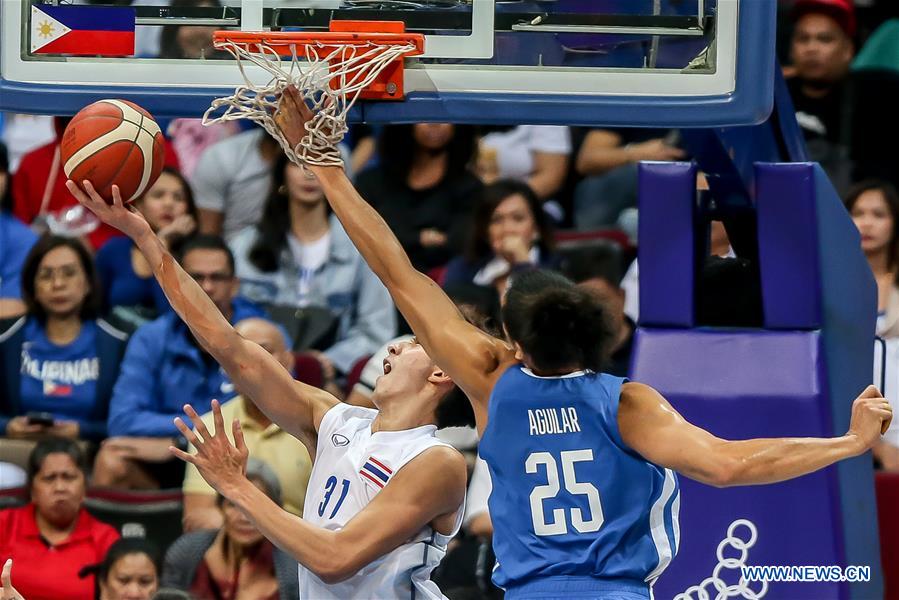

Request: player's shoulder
left=405, top=444, right=468, bottom=489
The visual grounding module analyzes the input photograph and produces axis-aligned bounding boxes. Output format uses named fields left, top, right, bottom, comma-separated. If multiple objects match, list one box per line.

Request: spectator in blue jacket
left=0, top=141, right=38, bottom=319
left=443, top=179, right=560, bottom=297
left=92, top=235, right=265, bottom=489
left=0, top=235, right=128, bottom=442
left=229, top=152, right=396, bottom=377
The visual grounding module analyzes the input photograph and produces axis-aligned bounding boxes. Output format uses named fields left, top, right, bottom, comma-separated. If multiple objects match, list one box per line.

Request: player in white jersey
left=69, top=180, right=468, bottom=599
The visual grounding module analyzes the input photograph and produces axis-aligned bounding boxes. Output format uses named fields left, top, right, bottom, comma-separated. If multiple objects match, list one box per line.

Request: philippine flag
left=31, top=5, right=135, bottom=56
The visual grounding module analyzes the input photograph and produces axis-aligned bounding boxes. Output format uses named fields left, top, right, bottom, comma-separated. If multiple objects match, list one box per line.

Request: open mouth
left=383, top=359, right=392, bottom=375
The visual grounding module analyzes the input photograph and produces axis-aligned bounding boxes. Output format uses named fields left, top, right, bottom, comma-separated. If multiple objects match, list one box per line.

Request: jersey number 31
left=526, top=449, right=604, bottom=536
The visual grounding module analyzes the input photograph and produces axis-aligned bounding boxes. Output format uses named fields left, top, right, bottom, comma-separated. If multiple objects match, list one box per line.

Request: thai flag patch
left=359, top=456, right=392, bottom=489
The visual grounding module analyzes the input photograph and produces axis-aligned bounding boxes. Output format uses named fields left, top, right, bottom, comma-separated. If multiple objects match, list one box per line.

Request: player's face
left=377, top=339, right=438, bottom=395
left=488, top=193, right=537, bottom=254
left=136, top=172, right=189, bottom=231
left=99, top=553, right=158, bottom=600
left=851, top=190, right=894, bottom=256
left=284, top=163, right=325, bottom=207
left=790, top=13, right=852, bottom=84
left=34, top=246, right=91, bottom=319
left=182, top=249, right=238, bottom=316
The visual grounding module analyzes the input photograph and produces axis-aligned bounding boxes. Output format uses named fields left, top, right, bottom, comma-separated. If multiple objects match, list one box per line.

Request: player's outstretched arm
left=68, top=181, right=336, bottom=445
left=618, top=382, right=893, bottom=487
left=274, top=87, right=512, bottom=429
left=174, top=401, right=467, bottom=584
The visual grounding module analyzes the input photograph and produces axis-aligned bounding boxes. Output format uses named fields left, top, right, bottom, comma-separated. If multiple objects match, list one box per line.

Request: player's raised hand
left=846, top=385, right=893, bottom=453
left=274, top=85, right=315, bottom=150
left=1, top=559, right=26, bottom=600
left=66, top=180, right=152, bottom=240
left=170, top=400, right=249, bottom=498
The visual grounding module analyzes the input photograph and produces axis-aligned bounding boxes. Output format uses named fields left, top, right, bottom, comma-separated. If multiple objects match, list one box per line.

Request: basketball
left=61, top=99, right=165, bottom=203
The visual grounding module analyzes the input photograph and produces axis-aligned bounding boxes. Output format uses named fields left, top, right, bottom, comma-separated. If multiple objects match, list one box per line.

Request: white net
left=203, top=38, right=418, bottom=167
left=674, top=519, right=768, bottom=600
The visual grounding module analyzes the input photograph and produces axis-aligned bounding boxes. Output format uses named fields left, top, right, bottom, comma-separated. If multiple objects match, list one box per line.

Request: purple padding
left=756, top=163, right=822, bottom=329
left=638, top=162, right=697, bottom=327
left=632, top=328, right=844, bottom=599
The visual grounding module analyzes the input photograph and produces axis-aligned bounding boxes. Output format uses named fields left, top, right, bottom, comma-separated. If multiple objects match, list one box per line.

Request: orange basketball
left=61, top=99, right=165, bottom=204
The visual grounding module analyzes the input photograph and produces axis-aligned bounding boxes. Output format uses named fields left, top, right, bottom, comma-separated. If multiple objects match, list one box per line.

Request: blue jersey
left=479, top=366, right=680, bottom=598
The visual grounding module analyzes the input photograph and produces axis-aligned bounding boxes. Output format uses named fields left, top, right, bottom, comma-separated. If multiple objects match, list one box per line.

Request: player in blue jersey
left=274, top=88, right=893, bottom=599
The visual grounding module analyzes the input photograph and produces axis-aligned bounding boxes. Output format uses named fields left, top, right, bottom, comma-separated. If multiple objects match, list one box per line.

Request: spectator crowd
left=1, top=1, right=898, bottom=598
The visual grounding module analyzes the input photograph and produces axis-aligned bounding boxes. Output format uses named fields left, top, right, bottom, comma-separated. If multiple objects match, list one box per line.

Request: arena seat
left=345, top=355, right=372, bottom=396
left=875, top=472, right=899, bottom=600
left=293, top=352, right=325, bottom=388
left=85, top=488, right=184, bottom=554
left=636, top=162, right=882, bottom=599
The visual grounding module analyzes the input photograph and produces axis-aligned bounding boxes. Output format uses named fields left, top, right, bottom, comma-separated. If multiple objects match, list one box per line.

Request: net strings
left=203, top=39, right=415, bottom=167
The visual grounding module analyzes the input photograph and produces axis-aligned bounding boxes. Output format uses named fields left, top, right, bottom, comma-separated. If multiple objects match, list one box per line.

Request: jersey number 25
left=526, top=449, right=604, bottom=536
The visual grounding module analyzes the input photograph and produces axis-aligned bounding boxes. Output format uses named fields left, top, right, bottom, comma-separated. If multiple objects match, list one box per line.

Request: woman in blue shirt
left=0, top=235, right=128, bottom=442
left=95, top=167, right=197, bottom=324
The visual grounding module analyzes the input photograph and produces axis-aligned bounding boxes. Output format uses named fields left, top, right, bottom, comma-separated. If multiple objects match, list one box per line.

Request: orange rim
left=213, top=21, right=425, bottom=55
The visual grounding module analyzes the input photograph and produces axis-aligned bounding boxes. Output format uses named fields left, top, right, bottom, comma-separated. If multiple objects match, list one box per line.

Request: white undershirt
left=287, top=232, right=331, bottom=305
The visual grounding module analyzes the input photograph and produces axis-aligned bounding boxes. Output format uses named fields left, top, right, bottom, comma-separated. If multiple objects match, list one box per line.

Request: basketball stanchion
left=674, top=519, right=768, bottom=600
left=202, top=21, right=424, bottom=167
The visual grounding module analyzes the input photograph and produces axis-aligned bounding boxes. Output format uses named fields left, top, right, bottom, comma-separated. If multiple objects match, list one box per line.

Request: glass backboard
left=0, top=0, right=777, bottom=127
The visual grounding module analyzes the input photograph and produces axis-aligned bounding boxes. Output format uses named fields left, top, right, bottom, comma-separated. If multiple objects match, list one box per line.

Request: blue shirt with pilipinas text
left=19, top=319, right=100, bottom=427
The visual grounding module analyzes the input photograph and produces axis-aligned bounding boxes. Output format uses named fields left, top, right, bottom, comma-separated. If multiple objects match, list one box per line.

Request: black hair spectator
left=80, top=537, right=162, bottom=600
left=0, top=438, right=120, bottom=600
left=444, top=179, right=559, bottom=297
left=845, top=179, right=899, bottom=338
left=2, top=235, right=129, bottom=442
left=354, top=124, right=483, bottom=273
left=177, top=234, right=236, bottom=275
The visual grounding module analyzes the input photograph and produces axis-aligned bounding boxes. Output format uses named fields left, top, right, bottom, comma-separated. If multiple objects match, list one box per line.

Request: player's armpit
left=324, top=445, right=468, bottom=583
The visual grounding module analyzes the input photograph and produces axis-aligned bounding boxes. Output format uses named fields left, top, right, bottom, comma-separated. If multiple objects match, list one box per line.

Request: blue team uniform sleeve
left=107, top=324, right=179, bottom=437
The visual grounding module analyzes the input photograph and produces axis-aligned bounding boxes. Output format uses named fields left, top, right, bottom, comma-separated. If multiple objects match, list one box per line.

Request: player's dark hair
left=502, top=269, right=614, bottom=374
left=27, top=437, right=88, bottom=491
left=466, top=179, right=555, bottom=263
left=249, top=152, right=328, bottom=273
left=844, top=179, right=899, bottom=274
left=21, top=235, right=100, bottom=322
left=177, top=234, right=236, bottom=276
left=377, top=124, right=477, bottom=183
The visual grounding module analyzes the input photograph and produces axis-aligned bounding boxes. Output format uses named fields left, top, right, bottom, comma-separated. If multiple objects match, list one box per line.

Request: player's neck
left=371, top=393, right=437, bottom=433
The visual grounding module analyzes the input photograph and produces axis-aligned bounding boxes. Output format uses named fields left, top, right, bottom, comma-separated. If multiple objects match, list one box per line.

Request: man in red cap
left=787, top=0, right=856, bottom=191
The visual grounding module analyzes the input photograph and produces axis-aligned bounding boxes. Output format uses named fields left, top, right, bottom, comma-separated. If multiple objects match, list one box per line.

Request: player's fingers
left=860, top=385, right=882, bottom=398
left=111, top=185, right=125, bottom=208
left=65, top=180, right=90, bottom=203
left=2, top=558, right=12, bottom=589
left=183, top=404, right=212, bottom=442
left=211, top=399, right=225, bottom=437
left=232, top=419, right=247, bottom=455
left=81, top=179, right=104, bottom=204
left=169, top=446, right=198, bottom=466
left=173, top=417, right=202, bottom=449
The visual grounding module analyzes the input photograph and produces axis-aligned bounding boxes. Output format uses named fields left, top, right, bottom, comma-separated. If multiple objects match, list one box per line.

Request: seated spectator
left=158, top=0, right=222, bottom=61
left=191, top=128, right=279, bottom=243
left=1, top=142, right=39, bottom=319
left=230, top=154, right=396, bottom=376
left=93, top=236, right=265, bottom=489
left=355, top=124, right=482, bottom=272
left=787, top=0, right=856, bottom=192
left=444, top=180, right=559, bottom=297
left=163, top=459, right=299, bottom=600
left=12, top=119, right=178, bottom=250
left=477, top=125, right=571, bottom=203
left=0, top=438, right=120, bottom=600
left=1, top=236, right=128, bottom=443
left=845, top=180, right=899, bottom=337
left=96, top=168, right=197, bottom=326
left=572, top=128, right=684, bottom=230
left=182, top=318, right=312, bottom=531
left=92, top=537, right=162, bottom=600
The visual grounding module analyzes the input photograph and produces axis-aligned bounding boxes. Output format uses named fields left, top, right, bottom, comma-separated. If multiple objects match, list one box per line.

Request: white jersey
left=300, top=402, right=463, bottom=599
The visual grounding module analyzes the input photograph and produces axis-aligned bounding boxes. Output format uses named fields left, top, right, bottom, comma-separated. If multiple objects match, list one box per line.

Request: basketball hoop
left=202, top=21, right=424, bottom=167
